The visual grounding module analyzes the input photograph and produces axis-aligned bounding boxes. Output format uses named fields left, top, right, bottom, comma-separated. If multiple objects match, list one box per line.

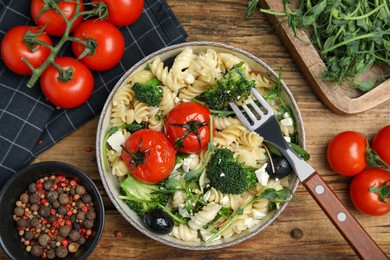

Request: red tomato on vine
left=90, top=0, right=144, bottom=26
left=350, top=168, right=390, bottom=216
left=31, top=0, right=85, bottom=37
left=1, top=26, right=52, bottom=75
left=327, top=131, right=367, bottom=176
left=40, top=57, right=94, bottom=108
left=372, top=125, right=390, bottom=166
left=71, top=20, right=125, bottom=71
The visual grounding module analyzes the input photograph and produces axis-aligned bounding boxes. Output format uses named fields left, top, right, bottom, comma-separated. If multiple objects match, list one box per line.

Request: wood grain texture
left=259, top=0, right=390, bottom=115
left=1, top=0, right=390, bottom=259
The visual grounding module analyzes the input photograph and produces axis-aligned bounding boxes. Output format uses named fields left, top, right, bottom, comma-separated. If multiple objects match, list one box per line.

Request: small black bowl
left=0, top=161, right=105, bottom=260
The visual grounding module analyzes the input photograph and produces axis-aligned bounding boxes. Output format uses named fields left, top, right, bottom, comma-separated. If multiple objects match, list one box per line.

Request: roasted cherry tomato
left=40, top=57, right=94, bottom=108
left=372, top=125, right=390, bottom=165
left=350, top=168, right=390, bottom=216
left=90, top=0, right=144, bottom=26
left=31, top=0, right=84, bottom=37
left=165, top=102, right=213, bottom=154
left=1, top=26, right=52, bottom=75
left=121, top=129, right=176, bottom=184
left=327, top=131, right=367, bottom=176
left=71, top=20, right=125, bottom=71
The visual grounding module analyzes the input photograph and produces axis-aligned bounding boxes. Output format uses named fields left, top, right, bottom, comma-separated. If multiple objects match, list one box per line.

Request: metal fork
left=230, top=88, right=387, bottom=259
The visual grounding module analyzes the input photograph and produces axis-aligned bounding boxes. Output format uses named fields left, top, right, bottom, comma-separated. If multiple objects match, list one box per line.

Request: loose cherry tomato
left=40, top=57, right=94, bottom=108
left=71, top=20, right=125, bottom=71
left=1, top=26, right=52, bottom=75
left=350, top=168, right=390, bottom=216
left=165, top=102, right=213, bottom=154
left=121, top=129, right=176, bottom=184
left=372, top=125, right=390, bottom=165
left=31, top=0, right=84, bottom=37
left=327, top=131, right=367, bottom=176
left=90, top=0, right=144, bottom=26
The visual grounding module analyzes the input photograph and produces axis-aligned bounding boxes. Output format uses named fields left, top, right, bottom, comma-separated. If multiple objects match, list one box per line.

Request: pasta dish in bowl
left=96, top=42, right=306, bottom=249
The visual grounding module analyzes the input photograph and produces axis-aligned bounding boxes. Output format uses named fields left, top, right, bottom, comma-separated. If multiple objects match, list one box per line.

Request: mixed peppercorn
left=13, top=175, right=96, bottom=259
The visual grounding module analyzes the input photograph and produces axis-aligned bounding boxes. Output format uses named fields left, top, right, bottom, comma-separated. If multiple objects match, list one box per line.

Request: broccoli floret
left=132, top=76, right=163, bottom=107
left=119, top=175, right=169, bottom=217
left=206, top=148, right=258, bottom=194
left=196, top=63, right=255, bottom=110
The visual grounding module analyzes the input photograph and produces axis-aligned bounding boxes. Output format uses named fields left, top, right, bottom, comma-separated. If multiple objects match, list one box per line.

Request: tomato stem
left=366, top=148, right=390, bottom=173
left=369, top=181, right=390, bottom=204
left=25, top=0, right=108, bottom=88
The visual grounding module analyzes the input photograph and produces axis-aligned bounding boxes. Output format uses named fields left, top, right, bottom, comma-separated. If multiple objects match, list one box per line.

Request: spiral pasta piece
left=160, top=86, right=176, bottom=116
left=112, top=82, right=134, bottom=107
left=188, top=202, right=222, bottom=230
left=178, top=80, right=209, bottom=101
left=111, top=160, right=129, bottom=177
left=170, top=224, right=200, bottom=242
left=213, top=125, right=246, bottom=147
left=150, top=57, right=183, bottom=92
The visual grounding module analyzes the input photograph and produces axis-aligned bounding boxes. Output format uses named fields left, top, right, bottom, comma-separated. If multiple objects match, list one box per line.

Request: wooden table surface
left=3, top=0, right=390, bottom=259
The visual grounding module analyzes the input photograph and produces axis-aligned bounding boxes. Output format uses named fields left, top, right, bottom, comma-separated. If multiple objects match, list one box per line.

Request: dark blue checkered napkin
left=0, top=0, right=187, bottom=189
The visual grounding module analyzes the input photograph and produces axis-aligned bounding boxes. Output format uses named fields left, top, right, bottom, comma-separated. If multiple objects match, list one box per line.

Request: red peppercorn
left=66, top=210, right=73, bottom=217
left=50, top=209, right=56, bottom=215
left=82, top=206, right=88, bottom=212
left=57, top=176, right=65, bottom=182
left=61, top=239, right=69, bottom=247
left=36, top=182, right=43, bottom=190
left=85, top=146, right=93, bottom=152
left=60, top=182, right=67, bottom=188
left=65, top=220, right=72, bottom=226
left=114, top=231, right=122, bottom=238
left=53, top=221, right=60, bottom=228
left=40, top=198, right=47, bottom=205
left=70, top=180, right=77, bottom=186
left=52, top=184, right=58, bottom=190
left=37, top=140, right=43, bottom=145
left=41, top=219, right=48, bottom=225
left=86, top=229, right=92, bottom=236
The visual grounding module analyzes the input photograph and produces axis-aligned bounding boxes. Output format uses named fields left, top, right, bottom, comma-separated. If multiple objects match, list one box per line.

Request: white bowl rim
left=96, top=41, right=305, bottom=250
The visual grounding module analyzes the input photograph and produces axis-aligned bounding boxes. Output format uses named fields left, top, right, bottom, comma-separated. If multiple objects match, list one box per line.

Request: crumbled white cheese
left=252, top=209, right=266, bottom=220
left=281, top=117, right=293, bottom=127
left=244, top=217, right=259, bottom=229
left=219, top=172, right=225, bottom=177
left=106, top=130, right=127, bottom=153
left=178, top=204, right=192, bottom=218
left=255, top=163, right=269, bottom=186
left=284, top=136, right=291, bottom=143
left=283, top=112, right=290, bottom=119
left=185, top=73, right=195, bottom=84
left=220, top=195, right=229, bottom=206
left=182, top=154, right=196, bottom=172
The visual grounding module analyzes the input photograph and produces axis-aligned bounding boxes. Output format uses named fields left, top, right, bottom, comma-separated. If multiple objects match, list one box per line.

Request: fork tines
left=229, top=88, right=273, bottom=131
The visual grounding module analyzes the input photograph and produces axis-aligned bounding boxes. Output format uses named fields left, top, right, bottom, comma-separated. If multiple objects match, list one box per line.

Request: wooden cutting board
left=259, top=0, right=390, bottom=115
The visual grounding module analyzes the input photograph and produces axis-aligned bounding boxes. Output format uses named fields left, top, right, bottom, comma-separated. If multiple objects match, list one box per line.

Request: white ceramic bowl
left=96, top=42, right=305, bottom=250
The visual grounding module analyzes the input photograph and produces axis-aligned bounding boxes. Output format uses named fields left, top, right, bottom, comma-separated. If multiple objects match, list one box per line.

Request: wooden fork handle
left=302, top=172, right=388, bottom=259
